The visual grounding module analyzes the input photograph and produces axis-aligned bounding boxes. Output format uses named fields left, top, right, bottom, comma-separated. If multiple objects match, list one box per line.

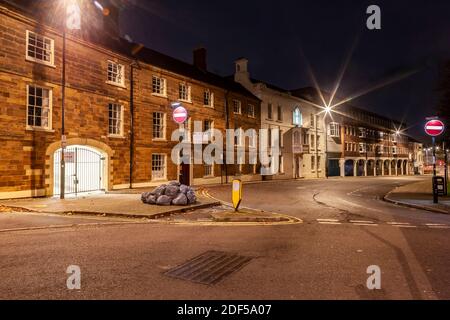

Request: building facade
left=234, top=58, right=327, bottom=179
left=292, top=88, right=423, bottom=178
left=0, top=1, right=261, bottom=199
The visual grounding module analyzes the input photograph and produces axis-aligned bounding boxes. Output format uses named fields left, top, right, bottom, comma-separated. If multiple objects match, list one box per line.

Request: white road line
left=425, top=224, right=447, bottom=226
left=317, top=219, right=340, bottom=222
left=350, top=220, right=375, bottom=224
left=387, top=222, right=411, bottom=225
left=318, top=222, right=342, bottom=225
left=353, top=223, right=378, bottom=227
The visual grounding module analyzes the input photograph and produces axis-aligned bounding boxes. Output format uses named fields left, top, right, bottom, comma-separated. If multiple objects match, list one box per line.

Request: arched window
left=293, top=107, right=302, bottom=126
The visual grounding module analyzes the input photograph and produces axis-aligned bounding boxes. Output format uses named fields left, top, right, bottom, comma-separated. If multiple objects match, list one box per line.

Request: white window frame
left=203, top=89, right=214, bottom=108
left=248, top=104, right=255, bottom=118
left=359, top=127, right=366, bottom=138
left=179, top=83, right=192, bottom=103
left=233, top=100, right=242, bottom=114
left=359, top=143, right=366, bottom=153
left=108, top=103, right=124, bottom=137
left=151, top=154, right=167, bottom=181
left=152, top=112, right=166, bottom=140
left=293, top=107, right=302, bottom=126
left=26, top=84, right=53, bottom=131
left=106, top=60, right=125, bottom=87
left=329, top=122, right=341, bottom=138
left=26, top=30, right=55, bottom=67
left=152, top=76, right=167, bottom=97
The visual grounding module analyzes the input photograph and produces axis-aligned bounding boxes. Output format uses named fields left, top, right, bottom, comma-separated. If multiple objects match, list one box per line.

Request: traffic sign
left=173, top=106, right=188, bottom=124
left=425, top=119, right=445, bottom=137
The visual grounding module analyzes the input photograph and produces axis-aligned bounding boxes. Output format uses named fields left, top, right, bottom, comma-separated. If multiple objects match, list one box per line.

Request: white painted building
left=234, top=58, right=326, bottom=179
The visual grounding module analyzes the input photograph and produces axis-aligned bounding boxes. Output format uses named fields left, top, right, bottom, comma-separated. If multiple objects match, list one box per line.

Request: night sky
left=120, top=0, right=450, bottom=142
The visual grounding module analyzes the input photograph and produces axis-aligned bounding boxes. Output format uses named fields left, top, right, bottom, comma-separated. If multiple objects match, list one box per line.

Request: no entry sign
left=425, top=119, right=445, bottom=137
left=173, top=106, right=188, bottom=124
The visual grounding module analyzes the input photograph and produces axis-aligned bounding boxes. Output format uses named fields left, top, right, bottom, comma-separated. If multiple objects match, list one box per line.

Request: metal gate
left=53, top=146, right=104, bottom=196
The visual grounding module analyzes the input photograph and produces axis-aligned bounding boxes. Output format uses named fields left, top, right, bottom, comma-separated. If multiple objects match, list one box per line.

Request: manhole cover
left=165, top=251, right=253, bottom=285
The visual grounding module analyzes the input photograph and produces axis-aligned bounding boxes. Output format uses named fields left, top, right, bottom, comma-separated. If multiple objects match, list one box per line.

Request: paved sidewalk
left=385, top=180, right=450, bottom=214
left=0, top=193, right=220, bottom=219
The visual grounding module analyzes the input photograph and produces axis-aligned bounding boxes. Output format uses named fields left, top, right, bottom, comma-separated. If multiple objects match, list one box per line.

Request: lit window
left=329, top=122, right=341, bottom=138
left=153, top=112, right=166, bottom=139
left=179, top=83, right=191, bottom=102
left=152, top=76, right=166, bottom=96
left=26, top=31, right=54, bottom=66
left=204, top=90, right=214, bottom=107
left=27, top=85, right=51, bottom=129
left=107, top=61, right=125, bottom=86
left=108, top=103, right=122, bottom=136
left=152, top=154, right=166, bottom=180
left=359, top=127, right=366, bottom=138
left=248, top=104, right=255, bottom=118
left=293, top=107, right=302, bottom=126
left=359, top=143, right=366, bottom=153
left=233, top=100, right=242, bottom=114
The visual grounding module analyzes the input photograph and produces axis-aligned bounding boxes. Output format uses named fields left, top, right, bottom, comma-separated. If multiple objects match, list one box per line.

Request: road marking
left=318, top=222, right=342, bottom=225
left=353, top=223, right=378, bottom=227
left=428, top=226, right=450, bottom=229
left=350, top=220, right=375, bottom=224
left=425, top=224, right=447, bottom=226
left=387, top=222, right=411, bottom=225
left=317, top=219, right=340, bottom=222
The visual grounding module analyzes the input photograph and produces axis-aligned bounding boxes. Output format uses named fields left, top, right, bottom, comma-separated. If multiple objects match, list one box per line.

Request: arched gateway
left=46, top=139, right=114, bottom=196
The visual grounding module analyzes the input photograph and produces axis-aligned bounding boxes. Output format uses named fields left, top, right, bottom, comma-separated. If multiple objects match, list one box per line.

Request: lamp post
left=60, top=6, right=68, bottom=199
left=324, top=106, right=331, bottom=179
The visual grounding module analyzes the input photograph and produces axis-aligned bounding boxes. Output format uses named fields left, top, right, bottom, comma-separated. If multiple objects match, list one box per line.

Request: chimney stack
left=193, top=47, right=207, bottom=71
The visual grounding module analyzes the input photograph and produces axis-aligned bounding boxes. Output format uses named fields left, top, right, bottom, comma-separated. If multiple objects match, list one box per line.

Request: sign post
left=232, top=179, right=243, bottom=212
left=425, top=118, right=445, bottom=204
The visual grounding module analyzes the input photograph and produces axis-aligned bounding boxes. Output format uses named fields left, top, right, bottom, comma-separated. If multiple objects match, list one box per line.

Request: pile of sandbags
left=141, top=181, right=197, bottom=206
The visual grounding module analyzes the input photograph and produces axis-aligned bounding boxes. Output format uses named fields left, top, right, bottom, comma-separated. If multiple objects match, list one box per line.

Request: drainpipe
left=224, top=90, right=230, bottom=184
left=129, top=60, right=138, bottom=189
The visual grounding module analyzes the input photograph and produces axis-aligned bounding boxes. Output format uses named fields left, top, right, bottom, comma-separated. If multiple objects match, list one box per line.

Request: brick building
left=292, top=87, right=423, bottom=177
left=0, top=0, right=261, bottom=199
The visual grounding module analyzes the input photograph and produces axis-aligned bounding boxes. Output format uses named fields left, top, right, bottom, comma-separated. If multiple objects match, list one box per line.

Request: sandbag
left=165, top=185, right=180, bottom=199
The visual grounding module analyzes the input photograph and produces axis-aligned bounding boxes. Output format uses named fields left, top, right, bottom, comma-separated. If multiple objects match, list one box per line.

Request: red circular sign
left=173, top=106, right=188, bottom=124
left=425, top=119, right=445, bottom=137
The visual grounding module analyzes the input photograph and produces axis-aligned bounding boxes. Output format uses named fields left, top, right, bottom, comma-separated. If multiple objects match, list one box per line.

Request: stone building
left=234, top=58, right=327, bottom=179
left=0, top=0, right=261, bottom=199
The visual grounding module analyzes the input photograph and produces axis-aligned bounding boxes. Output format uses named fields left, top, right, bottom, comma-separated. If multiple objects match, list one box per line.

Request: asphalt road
left=0, top=176, right=449, bottom=300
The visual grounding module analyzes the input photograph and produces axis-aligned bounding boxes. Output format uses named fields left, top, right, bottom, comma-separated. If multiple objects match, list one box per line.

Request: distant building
left=292, top=88, right=423, bottom=177
left=234, top=58, right=327, bottom=179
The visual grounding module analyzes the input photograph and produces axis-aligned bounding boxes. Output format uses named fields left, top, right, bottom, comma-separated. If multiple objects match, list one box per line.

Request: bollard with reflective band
left=232, top=179, right=243, bottom=212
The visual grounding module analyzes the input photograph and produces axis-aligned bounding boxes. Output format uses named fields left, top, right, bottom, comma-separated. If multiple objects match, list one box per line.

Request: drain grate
left=165, top=251, right=253, bottom=285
